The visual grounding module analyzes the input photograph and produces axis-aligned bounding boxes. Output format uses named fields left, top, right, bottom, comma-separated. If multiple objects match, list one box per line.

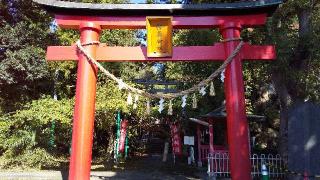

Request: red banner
left=170, top=123, right=182, bottom=155
left=119, top=119, right=128, bottom=153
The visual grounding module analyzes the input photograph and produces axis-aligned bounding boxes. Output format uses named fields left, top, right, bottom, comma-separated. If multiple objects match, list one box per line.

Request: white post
left=162, top=142, right=169, bottom=162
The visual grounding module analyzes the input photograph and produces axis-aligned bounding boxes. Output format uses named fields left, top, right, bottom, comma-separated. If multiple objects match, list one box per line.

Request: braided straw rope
left=75, top=40, right=244, bottom=100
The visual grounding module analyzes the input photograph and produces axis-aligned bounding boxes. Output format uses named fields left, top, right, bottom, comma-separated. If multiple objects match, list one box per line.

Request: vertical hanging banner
left=119, top=119, right=128, bottom=153
left=114, top=111, right=121, bottom=159
left=170, top=123, right=182, bottom=156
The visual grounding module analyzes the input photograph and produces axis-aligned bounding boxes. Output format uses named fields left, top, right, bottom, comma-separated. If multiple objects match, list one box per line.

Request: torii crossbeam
left=34, top=0, right=281, bottom=180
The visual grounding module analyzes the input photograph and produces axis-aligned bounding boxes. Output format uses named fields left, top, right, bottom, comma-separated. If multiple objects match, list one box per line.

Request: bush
left=0, top=80, right=152, bottom=169
left=0, top=148, right=59, bottom=169
left=0, top=96, right=74, bottom=169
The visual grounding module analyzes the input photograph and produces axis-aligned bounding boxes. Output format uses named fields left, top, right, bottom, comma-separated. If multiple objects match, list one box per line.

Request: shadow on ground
left=88, top=155, right=207, bottom=180
left=0, top=155, right=207, bottom=180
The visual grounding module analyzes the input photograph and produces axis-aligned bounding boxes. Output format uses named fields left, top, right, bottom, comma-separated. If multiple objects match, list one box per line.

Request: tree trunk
left=271, top=72, right=291, bottom=163
left=271, top=3, right=313, bottom=164
left=107, top=127, right=115, bottom=157
left=289, top=8, right=312, bottom=98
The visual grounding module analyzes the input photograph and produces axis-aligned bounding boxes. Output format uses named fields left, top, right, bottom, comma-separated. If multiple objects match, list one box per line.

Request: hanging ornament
left=181, top=95, right=187, bottom=108
left=192, top=94, right=197, bottom=109
left=210, top=82, right=216, bottom=96
left=118, top=79, right=126, bottom=90
left=168, top=100, right=173, bottom=115
left=133, top=94, right=139, bottom=109
left=220, top=69, right=225, bottom=82
left=127, top=92, right=133, bottom=105
left=146, top=100, right=151, bottom=115
left=158, top=98, right=165, bottom=113
left=199, top=86, right=206, bottom=96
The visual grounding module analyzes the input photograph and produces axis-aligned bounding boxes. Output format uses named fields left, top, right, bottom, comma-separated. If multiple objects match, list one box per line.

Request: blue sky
left=131, top=0, right=146, bottom=3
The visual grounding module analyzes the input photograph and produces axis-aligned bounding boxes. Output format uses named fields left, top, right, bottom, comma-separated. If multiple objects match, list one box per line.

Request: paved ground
left=0, top=170, right=205, bottom=180
left=0, top=155, right=208, bottom=180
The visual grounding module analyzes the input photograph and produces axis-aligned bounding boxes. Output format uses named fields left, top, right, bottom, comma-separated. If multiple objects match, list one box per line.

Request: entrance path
left=0, top=155, right=208, bottom=180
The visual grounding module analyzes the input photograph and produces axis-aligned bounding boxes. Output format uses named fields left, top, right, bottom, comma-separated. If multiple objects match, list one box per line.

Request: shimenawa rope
left=75, top=40, right=244, bottom=100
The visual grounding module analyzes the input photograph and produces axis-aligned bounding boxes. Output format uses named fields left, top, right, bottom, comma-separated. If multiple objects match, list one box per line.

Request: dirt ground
left=0, top=155, right=209, bottom=180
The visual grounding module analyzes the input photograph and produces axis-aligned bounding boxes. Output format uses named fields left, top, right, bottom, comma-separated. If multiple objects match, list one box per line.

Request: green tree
left=0, top=0, right=153, bottom=169
left=269, top=0, right=320, bottom=158
left=0, top=0, right=55, bottom=112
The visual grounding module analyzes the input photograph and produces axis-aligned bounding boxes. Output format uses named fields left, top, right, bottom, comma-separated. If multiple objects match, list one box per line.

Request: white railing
left=208, top=152, right=230, bottom=178
left=208, top=153, right=286, bottom=178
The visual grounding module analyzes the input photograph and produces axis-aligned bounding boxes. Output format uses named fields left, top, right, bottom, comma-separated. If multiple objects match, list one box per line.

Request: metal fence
left=208, top=153, right=286, bottom=179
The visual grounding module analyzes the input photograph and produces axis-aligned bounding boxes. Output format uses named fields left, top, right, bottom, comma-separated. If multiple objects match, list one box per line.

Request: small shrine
left=190, top=105, right=265, bottom=167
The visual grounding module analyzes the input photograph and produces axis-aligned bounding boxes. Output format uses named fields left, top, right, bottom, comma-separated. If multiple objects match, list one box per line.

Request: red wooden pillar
left=220, top=22, right=251, bottom=180
left=209, top=119, right=214, bottom=155
left=196, top=124, right=202, bottom=167
left=69, top=22, right=101, bottom=180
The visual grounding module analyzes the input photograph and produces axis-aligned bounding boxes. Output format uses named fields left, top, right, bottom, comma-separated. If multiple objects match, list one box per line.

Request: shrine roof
left=200, top=105, right=265, bottom=121
left=33, top=0, right=282, bottom=16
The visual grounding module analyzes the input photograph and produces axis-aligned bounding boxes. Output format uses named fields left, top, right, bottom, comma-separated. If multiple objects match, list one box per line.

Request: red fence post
left=220, top=22, right=251, bottom=180
left=69, top=22, right=101, bottom=180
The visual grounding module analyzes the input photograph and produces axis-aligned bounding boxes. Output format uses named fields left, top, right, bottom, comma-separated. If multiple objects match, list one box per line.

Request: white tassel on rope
left=210, top=82, right=216, bottom=96
left=199, top=86, right=206, bottom=96
left=146, top=100, right=151, bottom=115
left=168, top=100, right=173, bottom=115
left=158, top=98, right=165, bottom=113
left=220, top=69, right=226, bottom=82
left=181, top=95, right=187, bottom=108
left=127, top=92, right=133, bottom=105
left=76, top=40, right=244, bottom=101
left=192, top=94, right=197, bottom=109
left=118, top=79, right=125, bottom=90
left=133, top=94, right=139, bottom=109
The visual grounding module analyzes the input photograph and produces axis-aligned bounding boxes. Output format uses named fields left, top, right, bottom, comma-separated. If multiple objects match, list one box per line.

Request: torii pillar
left=69, top=22, right=101, bottom=179
left=221, top=22, right=251, bottom=179
left=34, top=1, right=281, bottom=180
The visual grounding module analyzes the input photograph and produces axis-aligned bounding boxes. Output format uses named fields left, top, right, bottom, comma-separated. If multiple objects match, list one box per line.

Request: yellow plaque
left=146, top=16, right=173, bottom=57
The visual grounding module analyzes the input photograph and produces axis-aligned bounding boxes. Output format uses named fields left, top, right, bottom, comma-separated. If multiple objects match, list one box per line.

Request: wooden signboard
left=146, top=16, right=172, bottom=57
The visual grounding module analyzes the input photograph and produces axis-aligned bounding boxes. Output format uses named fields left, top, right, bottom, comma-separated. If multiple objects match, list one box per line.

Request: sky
left=131, top=0, right=146, bottom=3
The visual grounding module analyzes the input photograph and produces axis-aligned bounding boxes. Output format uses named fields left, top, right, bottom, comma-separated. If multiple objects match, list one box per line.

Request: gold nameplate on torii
left=146, top=16, right=173, bottom=58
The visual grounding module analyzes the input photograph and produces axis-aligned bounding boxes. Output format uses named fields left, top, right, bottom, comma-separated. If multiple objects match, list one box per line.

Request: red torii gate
left=35, top=1, right=281, bottom=180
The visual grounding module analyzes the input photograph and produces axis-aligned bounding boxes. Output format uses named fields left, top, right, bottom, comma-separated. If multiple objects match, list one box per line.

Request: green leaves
left=0, top=96, right=74, bottom=168
left=0, top=1, right=55, bottom=112
left=1, top=46, right=48, bottom=84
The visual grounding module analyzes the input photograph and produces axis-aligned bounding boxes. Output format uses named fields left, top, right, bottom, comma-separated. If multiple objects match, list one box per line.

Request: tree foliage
left=0, top=97, right=73, bottom=168
left=0, top=0, right=55, bottom=112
